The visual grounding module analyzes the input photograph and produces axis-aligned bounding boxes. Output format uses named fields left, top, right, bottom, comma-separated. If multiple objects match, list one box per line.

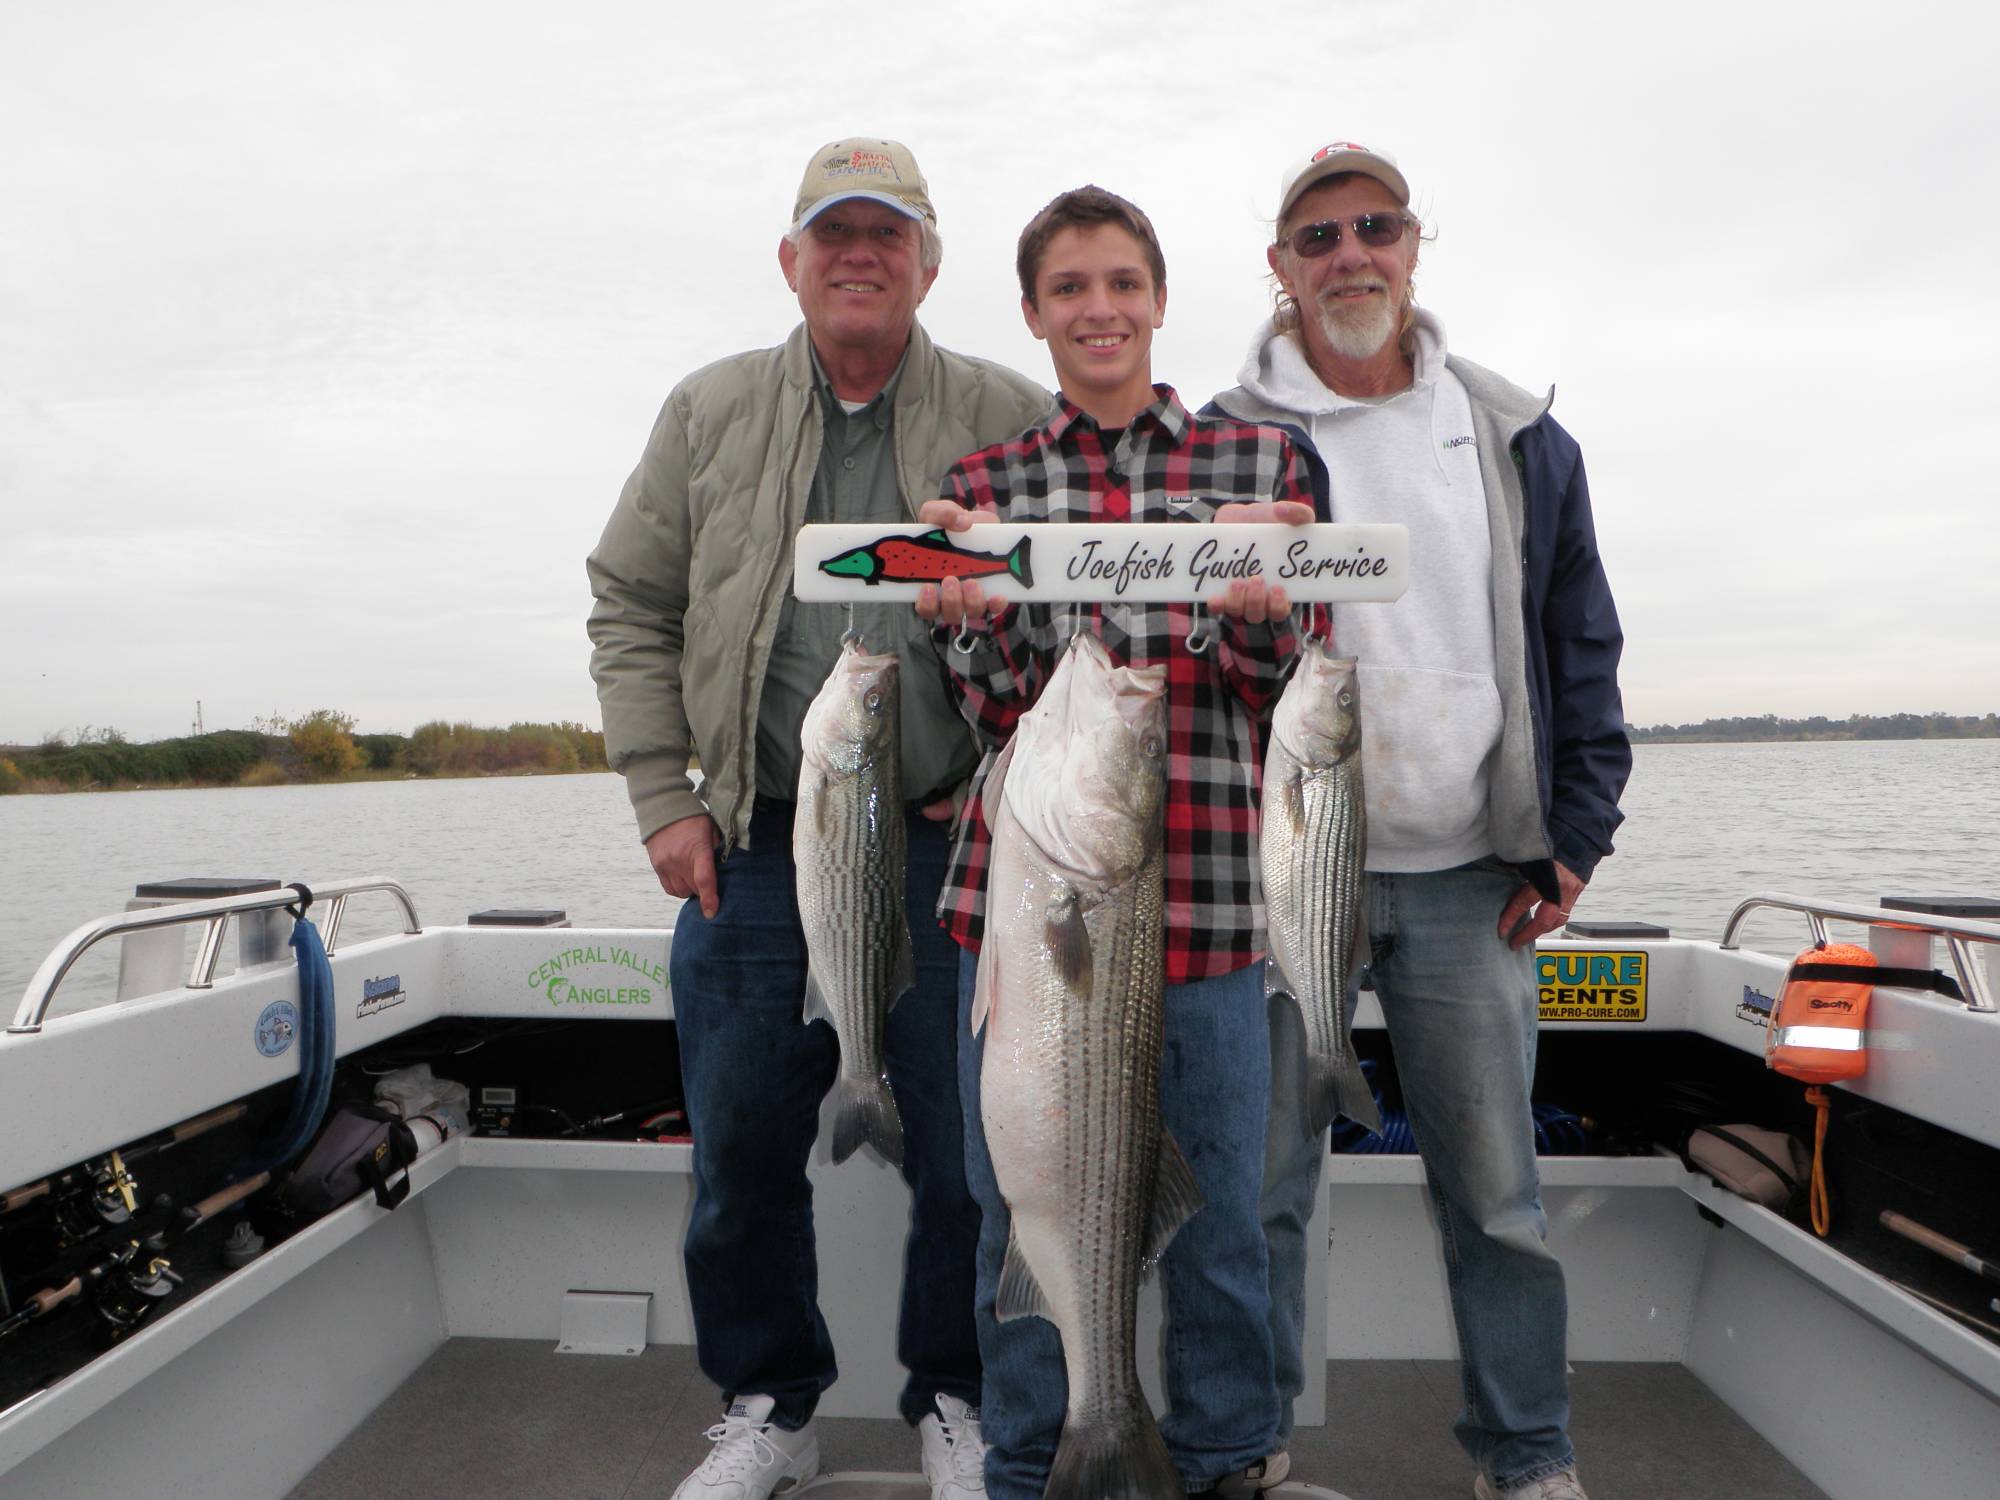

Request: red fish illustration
left=819, top=529, right=1034, bottom=588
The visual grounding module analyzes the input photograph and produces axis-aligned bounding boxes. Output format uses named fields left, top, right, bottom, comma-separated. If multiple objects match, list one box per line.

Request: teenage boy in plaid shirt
left=915, top=186, right=1311, bottom=1500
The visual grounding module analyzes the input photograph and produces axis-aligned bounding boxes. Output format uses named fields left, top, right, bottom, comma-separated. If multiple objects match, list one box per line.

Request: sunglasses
left=1287, top=212, right=1411, bottom=258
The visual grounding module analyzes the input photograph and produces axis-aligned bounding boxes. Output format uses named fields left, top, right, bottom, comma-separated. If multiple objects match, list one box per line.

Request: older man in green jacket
left=587, top=137, right=1048, bottom=1500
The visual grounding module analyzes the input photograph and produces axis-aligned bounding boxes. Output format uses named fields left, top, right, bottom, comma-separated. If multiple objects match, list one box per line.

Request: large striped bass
left=1261, top=640, right=1382, bottom=1138
left=975, top=632, right=1197, bottom=1499
left=795, top=638, right=909, bottom=1166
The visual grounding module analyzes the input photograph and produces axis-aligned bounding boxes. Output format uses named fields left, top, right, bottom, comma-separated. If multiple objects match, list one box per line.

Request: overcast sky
left=3, top=0, right=1995, bottom=745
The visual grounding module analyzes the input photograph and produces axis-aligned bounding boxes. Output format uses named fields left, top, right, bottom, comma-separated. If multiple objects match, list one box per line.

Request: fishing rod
left=0, top=1166, right=274, bottom=1348
left=0, top=1102, right=249, bottom=1250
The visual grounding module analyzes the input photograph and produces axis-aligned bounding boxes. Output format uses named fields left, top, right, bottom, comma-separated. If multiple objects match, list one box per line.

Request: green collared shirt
left=753, top=345, right=979, bottom=804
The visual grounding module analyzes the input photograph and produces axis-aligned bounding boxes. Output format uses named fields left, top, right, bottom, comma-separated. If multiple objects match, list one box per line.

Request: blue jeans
left=1263, top=857, right=1575, bottom=1490
left=959, top=951, right=1278, bottom=1497
left=671, top=798, right=979, bottom=1429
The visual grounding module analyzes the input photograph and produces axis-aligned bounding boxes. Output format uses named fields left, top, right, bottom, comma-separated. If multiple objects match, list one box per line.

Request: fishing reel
left=92, top=1234, right=182, bottom=1343
left=50, top=1151, right=141, bottom=1251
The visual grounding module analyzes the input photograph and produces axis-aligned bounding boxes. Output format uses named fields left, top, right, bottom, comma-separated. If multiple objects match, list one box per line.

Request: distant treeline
left=0, top=714, right=608, bottom=793
left=1631, top=712, right=1999, bottom=744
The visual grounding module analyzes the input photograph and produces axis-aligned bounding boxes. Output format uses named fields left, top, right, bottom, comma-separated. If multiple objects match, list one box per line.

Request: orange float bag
left=1766, top=943, right=1874, bottom=1083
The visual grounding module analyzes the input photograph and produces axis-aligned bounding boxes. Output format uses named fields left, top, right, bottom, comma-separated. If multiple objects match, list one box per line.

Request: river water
left=3, top=740, right=1996, bottom=1015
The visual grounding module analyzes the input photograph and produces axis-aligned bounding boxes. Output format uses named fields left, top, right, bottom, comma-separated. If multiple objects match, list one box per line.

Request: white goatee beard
left=1312, top=290, right=1399, bottom=361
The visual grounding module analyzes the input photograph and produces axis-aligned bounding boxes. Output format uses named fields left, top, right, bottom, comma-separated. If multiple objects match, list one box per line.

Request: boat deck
left=283, top=1339, right=1829, bottom=1500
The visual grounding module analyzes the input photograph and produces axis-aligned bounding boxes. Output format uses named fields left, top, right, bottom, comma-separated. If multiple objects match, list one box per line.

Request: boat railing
left=7, top=877, right=423, bottom=1036
left=1719, top=892, right=2000, bottom=1013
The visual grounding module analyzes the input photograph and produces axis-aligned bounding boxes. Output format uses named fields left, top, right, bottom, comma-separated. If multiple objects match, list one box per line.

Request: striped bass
left=1261, top=640, right=1382, bottom=1138
left=795, top=638, right=910, bottom=1166
left=975, top=632, right=1197, bottom=1499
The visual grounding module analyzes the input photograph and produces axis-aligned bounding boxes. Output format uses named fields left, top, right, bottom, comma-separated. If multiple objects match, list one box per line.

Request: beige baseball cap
left=792, top=138, right=936, bottom=230
left=1277, top=140, right=1411, bottom=220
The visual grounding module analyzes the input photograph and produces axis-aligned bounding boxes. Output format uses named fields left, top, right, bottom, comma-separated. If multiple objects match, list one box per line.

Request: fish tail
left=1044, top=1408, right=1180, bottom=1500
left=1007, top=537, right=1034, bottom=589
left=1306, top=1047, right=1382, bottom=1137
left=830, top=1074, right=905, bottom=1167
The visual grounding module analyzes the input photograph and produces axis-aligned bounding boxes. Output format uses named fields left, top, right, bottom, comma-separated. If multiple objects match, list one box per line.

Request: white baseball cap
left=1277, top=140, right=1411, bottom=219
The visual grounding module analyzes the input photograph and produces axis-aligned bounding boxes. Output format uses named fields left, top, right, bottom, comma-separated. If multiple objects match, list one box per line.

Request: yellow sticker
left=1537, top=950, right=1648, bottom=1022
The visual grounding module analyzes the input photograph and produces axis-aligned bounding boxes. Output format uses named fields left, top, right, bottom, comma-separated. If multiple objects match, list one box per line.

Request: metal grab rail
left=1720, top=893, right=2000, bottom=1014
left=8, top=877, right=422, bottom=1036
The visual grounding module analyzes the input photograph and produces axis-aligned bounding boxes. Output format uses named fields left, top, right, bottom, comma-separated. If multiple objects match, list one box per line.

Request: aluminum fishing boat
left=2, top=877, right=1996, bottom=1499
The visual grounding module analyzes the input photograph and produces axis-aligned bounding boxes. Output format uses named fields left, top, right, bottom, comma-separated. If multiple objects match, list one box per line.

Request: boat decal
left=1736, top=984, right=1776, bottom=1027
left=357, top=974, right=406, bottom=1020
left=254, top=999, right=299, bottom=1057
left=527, top=945, right=667, bottom=1009
left=1536, top=951, right=1648, bottom=1022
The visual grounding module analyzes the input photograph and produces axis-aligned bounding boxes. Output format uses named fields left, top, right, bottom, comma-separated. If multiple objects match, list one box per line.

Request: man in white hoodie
left=1207, top=142, right=1631, bottom=1500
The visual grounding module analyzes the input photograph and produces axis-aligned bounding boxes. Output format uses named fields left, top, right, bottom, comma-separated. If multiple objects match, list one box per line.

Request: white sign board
left=793, top=523, right=1408, bottom=604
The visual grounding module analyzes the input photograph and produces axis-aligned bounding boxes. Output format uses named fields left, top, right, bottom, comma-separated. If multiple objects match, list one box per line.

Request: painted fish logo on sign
left=820, top=529, right=1033, bottom=588
left=1537, top=951, right=1648, bottom=1022
left=357, top=973, right=406, bottom=1020
left=526, top=945, right=667, bottom=1009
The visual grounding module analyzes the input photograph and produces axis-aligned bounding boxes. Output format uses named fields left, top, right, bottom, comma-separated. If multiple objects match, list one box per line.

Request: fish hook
left=1184, top=612, right=1219, bottom=656
left=840, top=601, right=862, bottom=649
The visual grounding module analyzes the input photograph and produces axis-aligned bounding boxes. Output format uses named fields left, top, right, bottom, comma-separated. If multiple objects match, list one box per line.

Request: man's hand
left=914, top=499, right=1009, bottom=629
left=1206, top=499, right=1309, bottom=619
left=1214, top=499, right=1315, bottom=526
left=1498, top=861, right=1585, bottom=950
left=1206, top=578, right=1292, bottom=623
left=646, top=813, right=722, bottom=918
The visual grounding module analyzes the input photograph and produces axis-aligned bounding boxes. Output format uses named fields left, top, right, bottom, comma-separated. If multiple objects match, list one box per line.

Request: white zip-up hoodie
left=1236, top=311, right=1502, bottom=872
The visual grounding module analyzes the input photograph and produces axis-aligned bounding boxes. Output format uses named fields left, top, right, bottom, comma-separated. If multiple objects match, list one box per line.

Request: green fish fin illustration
left=920, top=527, right=951, bottom=543
left=1006, top=537, right=1034, bottom=589
left=802, top=968, right=835, bottom=1027
left=995, top=1220, right=1052, bottom=1324
left=1046, top=889, right=1091, bottom=998
left=830, top=1074, right=906, bottom=1168
left=820, top=546, right=879, bottom=580
left=1143, top=1129, right=1205, bottom=1270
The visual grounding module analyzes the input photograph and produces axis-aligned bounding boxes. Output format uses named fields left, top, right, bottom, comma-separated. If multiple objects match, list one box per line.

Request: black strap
left=1785, top=962, right=1964, bottom=1000
left=1695, top=1126, right=1800, bottom=1196
left=357, top=1122, right=417, bottom=1211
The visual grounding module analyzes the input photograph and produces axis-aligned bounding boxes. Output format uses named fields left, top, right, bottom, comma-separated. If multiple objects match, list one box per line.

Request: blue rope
left=235, top=901, right=336, bottom=1177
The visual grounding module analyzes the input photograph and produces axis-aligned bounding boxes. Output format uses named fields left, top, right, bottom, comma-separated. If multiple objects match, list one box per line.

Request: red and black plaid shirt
left=931, top=387, right=1309, bottom=982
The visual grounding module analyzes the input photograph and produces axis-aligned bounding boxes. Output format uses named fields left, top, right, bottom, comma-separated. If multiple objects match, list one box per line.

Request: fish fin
left=811, top=775, right=831, bottom=841
left=1346, top=900, right=1370, bottom=988
left=1046, top=890, right=1091, bottom=998
left=920, top=527, right=951, bottom=543
left=1335, top=1051, right=1383, bottom=1137
left=995, top=1221, right=1051, bottom=1324
left=1276, top=770, right=1308, bottom=844
left=829, top=1074, right=906, bottom=1167
left=1143, top=1129, right=1205, bottom=1269
left=888, top=930, right=915, bottom=1011
left=1045, top=1413, right=1180, bottom=1500
left=980, top=738, right=1016, bottom=833
left=801, top=969, right=835, bottom=1027
left=1007, top=536, right=1034, bottom=589
left=970, top=935, right=996, bottom=1035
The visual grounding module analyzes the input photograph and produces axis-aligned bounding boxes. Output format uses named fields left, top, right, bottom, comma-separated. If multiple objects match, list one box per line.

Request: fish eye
left=1337, top=690, right=1353, bottom=709
left=1142, top=735, right=1164, bottom=759
left=864, top=690, right=882, bottom=711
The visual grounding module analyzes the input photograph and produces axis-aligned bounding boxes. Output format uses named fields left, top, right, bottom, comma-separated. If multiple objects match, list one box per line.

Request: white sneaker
left=1474, top=1467, right=1590, bottom=1500
left=672, top=1394, right=820, bottom=1500
left=918, top=1392, right=986, bottom=1498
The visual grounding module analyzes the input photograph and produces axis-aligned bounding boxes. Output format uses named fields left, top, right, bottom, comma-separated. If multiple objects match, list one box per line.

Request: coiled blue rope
left=234, top=886, right=336, bottom=1177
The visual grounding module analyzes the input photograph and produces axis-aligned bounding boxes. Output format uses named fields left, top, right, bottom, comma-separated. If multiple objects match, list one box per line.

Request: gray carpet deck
left=284, top=1340, right=1828, bottom=1500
